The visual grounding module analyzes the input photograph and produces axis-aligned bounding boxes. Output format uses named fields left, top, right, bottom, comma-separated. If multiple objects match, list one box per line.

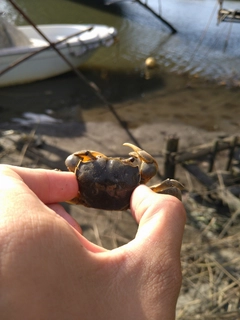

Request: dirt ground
left=0, top=70, right=240, bottom=319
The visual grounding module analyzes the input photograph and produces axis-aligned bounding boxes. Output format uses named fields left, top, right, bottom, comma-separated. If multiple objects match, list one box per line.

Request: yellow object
left=145, top=57, right=157, bottom=69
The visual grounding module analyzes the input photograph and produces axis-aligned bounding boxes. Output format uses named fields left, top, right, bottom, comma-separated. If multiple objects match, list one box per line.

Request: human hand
left=0, top=165, right=186, bottom=320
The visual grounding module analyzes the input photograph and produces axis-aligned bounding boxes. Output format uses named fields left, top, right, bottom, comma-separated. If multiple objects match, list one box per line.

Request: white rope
left=224, top=21, right=233, bottom=52
left=158, top=0, right=162, bottom=15
left=189, top=1, right=218, bottom=61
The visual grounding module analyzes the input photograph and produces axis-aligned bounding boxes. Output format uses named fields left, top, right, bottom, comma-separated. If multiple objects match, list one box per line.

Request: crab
left=65, top=143, right=184, bottom=210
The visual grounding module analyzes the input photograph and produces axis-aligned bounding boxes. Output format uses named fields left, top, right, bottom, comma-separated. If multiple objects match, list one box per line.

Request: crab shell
left=65, top=143, right=158, bottom=210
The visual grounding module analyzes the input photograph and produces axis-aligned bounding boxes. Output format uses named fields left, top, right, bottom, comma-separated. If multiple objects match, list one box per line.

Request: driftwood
left=182, top=163, right=240, bottom=212
left=164, top=135, right=240, bottom=212
left=173, top=135, right=240, bottom=165
left=182, top=163, right=216, bottom=189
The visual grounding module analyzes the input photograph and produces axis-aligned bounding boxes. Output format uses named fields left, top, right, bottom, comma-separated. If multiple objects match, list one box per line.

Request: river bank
left=1, top=62, right=240, bottom=320
left=0, top=1, right=240, bottom=316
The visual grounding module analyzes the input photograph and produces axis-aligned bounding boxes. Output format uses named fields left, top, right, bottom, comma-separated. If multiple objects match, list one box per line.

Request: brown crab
left=65, top=143, right=184, bottom=210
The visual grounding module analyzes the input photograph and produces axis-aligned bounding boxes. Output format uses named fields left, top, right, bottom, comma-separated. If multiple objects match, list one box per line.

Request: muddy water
left=0, top=0, right=240, bottom=134
left=1, top=0, right=240, bottom=78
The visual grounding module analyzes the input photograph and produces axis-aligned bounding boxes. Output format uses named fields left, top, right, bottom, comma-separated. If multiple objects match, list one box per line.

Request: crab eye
left=126, top=156, right=139, bottom=167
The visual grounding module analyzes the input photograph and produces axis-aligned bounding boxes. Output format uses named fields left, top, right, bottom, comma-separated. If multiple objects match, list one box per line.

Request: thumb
left=126, top=185, right=186, bottom=318
left=130, top=185, right=186, bottom=257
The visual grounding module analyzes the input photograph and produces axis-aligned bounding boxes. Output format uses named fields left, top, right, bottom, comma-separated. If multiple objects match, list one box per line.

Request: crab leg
left=150, top=178, right=184, bottom=201
left=123, top=143, right=159, bottom=184
left=123, top=143, right=157, bottom=164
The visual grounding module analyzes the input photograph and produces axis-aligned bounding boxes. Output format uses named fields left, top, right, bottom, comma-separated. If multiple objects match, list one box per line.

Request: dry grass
left=1, top=129, right=240, bottom=319
left=178, top=231, right=240, bottom=319
left=175, top=178, right=240, bottom=320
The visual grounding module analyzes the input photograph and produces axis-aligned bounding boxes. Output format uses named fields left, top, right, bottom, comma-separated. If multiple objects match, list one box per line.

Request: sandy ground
left=0, top=71, right=240, bottom=318
left=0, top=70, right=239, bottom=247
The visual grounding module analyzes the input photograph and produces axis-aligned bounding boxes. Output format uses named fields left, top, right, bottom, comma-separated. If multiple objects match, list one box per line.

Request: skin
left=0, top=165, right=186, bottom=320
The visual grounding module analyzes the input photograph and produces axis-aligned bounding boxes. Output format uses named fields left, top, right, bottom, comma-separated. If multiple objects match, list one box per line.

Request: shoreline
left=0, top=65, right=239, bottom=135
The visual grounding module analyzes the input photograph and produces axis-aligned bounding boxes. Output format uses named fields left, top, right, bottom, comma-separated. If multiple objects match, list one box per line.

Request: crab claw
left=123, top=143, right=158, bottom=184
left=65, top=150, right=107, bottom=173
left=123, top=143, right=156, bottom=164
left=65, top=154, right=81, bottom=173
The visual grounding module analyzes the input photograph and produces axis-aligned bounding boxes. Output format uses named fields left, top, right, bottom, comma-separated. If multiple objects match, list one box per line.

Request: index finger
left=0, top=165, right=78, bottom=204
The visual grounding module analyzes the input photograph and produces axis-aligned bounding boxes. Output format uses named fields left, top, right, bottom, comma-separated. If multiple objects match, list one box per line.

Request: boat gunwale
left=0, top=24, right=117, bottom=57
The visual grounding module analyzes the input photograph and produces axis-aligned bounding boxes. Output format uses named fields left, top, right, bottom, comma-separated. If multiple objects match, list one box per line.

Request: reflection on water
left=0, top=0, right=240, bottom=125
left=0, top=0, right=239, bottom=82
left=0, top=66, right=165, bottom=123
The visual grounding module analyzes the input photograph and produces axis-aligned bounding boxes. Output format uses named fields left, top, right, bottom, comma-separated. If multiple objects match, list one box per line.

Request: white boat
left=0, top=18, right=117, bottom=87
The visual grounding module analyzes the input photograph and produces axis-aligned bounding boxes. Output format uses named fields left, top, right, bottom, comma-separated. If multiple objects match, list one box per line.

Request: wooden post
left=226, top=136, right=238, bottom=171
left=208, top=140, right=219, bottom=172
left=163, top=135, right=179, bottom=179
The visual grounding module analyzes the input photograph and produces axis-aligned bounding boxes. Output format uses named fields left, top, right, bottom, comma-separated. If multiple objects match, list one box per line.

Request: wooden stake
left=226, top=136, right=238, bottom=171
left=208, top=140, right=219, bottom=173
left=163, top=135, right=179, bottom=179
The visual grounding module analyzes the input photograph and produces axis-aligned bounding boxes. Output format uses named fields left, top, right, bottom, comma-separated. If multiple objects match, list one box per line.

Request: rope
left=189, top=1, right=218, bottom=62
left=224, top=21, right=233, bottom=52
left=158, top=0, right=162, bottom=16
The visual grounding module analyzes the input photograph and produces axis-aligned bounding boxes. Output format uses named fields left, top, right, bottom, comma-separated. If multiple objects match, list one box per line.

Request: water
left=1, top=0, right=240, bottom=79
left=0, top=0, right=240, bottom=127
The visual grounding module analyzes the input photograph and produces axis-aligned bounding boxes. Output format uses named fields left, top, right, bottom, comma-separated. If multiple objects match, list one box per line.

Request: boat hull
left=0, top=24, right=117, bottom=87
